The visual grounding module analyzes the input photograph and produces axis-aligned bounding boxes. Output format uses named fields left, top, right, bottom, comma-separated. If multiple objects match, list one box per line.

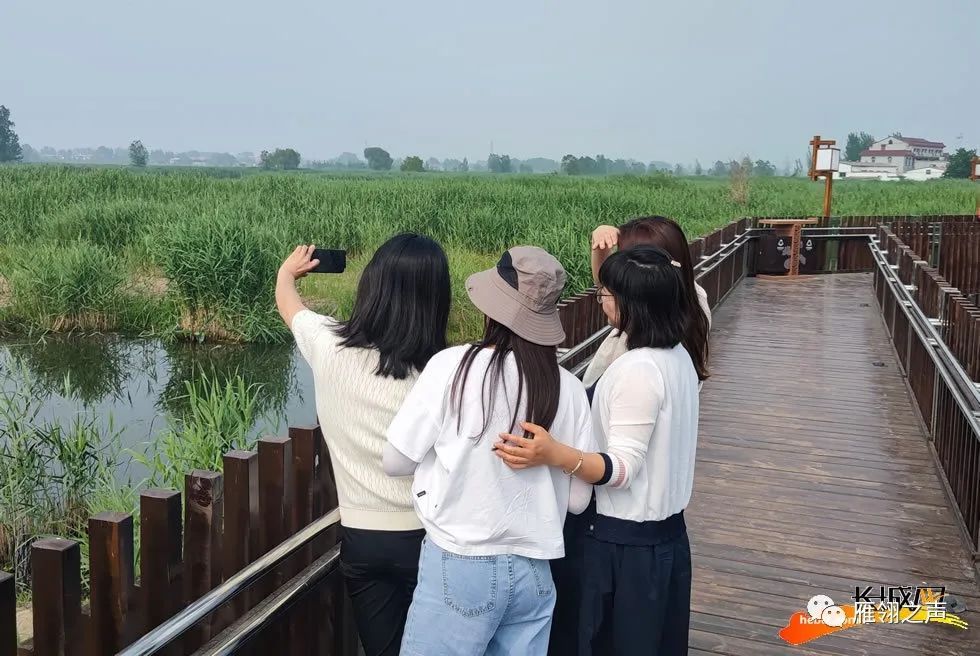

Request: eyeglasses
left=595, top=288, right=613, bottom=303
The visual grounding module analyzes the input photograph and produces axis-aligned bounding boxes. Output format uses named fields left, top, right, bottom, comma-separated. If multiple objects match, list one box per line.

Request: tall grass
left=5, top=242, right=125, bottom=332
left=135, top=370, right=268, bottom=490
left=1, top=360, right=272, bottom=593
left=0, top=364, right=123, bottom=588
left=1, top=165, right=976, bottom=343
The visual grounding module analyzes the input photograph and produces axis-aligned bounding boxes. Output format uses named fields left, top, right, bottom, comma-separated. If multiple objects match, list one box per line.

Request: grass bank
left=1, top=165, right=976, bottom=343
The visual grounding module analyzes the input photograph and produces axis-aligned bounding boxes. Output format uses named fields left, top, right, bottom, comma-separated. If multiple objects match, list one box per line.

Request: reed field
left=0, top=164, right=977, bottom=344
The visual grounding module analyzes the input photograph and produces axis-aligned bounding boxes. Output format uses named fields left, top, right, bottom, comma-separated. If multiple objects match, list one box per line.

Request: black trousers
left=339, top=525, right=426, bottom=656
left=549, top=497, right=595, bottom=656
left=578, top=513, right=692, bottom=656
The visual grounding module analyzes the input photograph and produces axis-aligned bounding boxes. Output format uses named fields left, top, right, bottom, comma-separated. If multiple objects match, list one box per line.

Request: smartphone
left=310, top=249, right=346, bottom=274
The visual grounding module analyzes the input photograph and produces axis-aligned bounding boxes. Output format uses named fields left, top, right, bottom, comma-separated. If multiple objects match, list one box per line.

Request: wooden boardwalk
left=688, top=273, right=980, bottom=656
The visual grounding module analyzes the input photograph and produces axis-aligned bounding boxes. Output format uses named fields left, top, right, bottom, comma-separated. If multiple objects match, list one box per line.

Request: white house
left=859, top=136, right=946, bottom=173
left=903, top=165, right=947, bottom=182
left=835, top=161, right=901, bottom=181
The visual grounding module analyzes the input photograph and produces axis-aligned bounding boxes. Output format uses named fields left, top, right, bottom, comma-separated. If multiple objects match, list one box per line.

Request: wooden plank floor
left=689, top=273, right=980, bottom=656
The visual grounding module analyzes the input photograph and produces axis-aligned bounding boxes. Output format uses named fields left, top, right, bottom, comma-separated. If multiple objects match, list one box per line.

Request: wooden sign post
left=808, top=135, right=840, bottom=218
left=970, top=155, right=979, bottom=218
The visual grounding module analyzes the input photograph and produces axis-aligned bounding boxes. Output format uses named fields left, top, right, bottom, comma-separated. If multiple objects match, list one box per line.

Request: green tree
left=0, top=105, right=23, bottom=162
left=710, top=160, right=729, bottom=177
left=488, top=153, right=513, bottom=173
left=363, top=146, right=393, bottom=171
left=628, top=161, right=646, bottom=175
left=401, top=155, right=424, bottom=172
left=460, top=157, right=469, bottom=172
left=674, top=163, right=686, bottom=176
left=561, top=154, right=580, bottom=175
left=753, top=160, right=777, bottom=176
left=844, top=132, right=875, bottom=161
left=128, top=140, right=148, bottom=167
left=942, top=148, right=978, bottom=179
left=694, top=159, right=703, bottom=176
left=260, top=148, right=301, bottom=170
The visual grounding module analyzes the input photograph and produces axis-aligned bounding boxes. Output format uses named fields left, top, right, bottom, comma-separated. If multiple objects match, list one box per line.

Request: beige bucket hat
left=465, top=246, right=567, bottom=346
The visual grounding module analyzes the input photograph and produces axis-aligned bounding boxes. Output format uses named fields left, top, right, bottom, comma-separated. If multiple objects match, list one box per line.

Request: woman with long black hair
left=383, top=246, right=597, bottom=655
left=276, top=234, right=451, bottom=656
left=494, top=246, right=700, bottom=655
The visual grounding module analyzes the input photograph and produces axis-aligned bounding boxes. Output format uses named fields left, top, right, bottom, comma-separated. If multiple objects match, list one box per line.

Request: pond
left=0, top=334, right=318, bottom=480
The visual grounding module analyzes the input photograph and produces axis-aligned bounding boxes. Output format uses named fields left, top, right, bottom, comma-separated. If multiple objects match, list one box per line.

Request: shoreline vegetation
left=2, top=165, right=977, bottom=344
left=0, top=361, right=269, bottom=597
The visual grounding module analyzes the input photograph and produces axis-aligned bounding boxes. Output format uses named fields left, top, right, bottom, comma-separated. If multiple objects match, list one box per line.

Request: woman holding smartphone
left=276, top=234, right=451, bottom=656
left=494, top=246, right=700, bottom=655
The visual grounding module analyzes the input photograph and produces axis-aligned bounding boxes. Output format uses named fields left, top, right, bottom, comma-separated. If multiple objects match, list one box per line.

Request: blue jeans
left=400, top=539, right=557, bottom=655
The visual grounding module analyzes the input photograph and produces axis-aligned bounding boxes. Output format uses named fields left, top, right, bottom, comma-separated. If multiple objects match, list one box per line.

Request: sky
left=2, top=0, right=978, bottom=165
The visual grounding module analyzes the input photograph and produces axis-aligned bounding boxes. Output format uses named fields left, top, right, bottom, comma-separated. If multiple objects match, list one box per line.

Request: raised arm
left=591, top=225, right=620, bottom=284
left=276, top=245, right=320, bottom=327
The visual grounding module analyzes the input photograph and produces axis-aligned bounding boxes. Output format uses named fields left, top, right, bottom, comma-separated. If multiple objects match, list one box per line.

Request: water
left=0, top=334, right=318, bottom=479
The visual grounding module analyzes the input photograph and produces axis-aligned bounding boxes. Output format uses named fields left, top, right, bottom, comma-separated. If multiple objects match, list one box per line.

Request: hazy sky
left=3, top=0, right=977, bottom=164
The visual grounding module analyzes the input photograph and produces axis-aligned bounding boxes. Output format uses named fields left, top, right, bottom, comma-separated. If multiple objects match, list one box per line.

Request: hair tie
left=670, top=260, right=681, bottom=268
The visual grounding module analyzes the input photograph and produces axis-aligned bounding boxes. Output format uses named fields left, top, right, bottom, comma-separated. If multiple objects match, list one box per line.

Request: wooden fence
left=874, top=226, right=980, bottom=557
left=891, top=219, right=980, bottom=303
left=1, top=426, right=360, bottom=656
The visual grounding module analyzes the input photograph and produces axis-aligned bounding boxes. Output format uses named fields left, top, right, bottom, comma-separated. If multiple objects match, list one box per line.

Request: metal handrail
left=869, top=238, right=980, bottom=433
left=194, top=545, right=342, bottom=656
left=118, top=509, right=341, bottom=656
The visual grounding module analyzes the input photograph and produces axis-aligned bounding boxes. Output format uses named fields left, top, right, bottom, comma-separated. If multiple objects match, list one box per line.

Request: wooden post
left=823, top=173, right=833, bottom=218
left=288, top=427, right=320, bottom=653
left=221, top=450, right=259, bottom=625
left=31, top=538, right=82, bottom=656
left=184, top=470, right=224, bottom=650
left=258, top=436, right=295, bottom=650
left=140, top=489, right=183, bottom=642
left=1, top=572, right=15, bottom=656
left=88, top=512, right=136, bottom=654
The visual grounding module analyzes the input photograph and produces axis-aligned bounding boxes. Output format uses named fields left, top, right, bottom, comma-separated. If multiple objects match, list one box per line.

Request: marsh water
left=0, top=334, right=317, bottom=479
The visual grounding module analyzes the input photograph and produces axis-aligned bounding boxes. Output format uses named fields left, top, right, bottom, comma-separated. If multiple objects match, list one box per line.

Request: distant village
left=836, top=136, right=948, bottom=182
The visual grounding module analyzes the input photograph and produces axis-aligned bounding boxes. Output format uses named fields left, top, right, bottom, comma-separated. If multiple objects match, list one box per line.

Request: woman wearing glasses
left=494, top=245, right=701, bottom=655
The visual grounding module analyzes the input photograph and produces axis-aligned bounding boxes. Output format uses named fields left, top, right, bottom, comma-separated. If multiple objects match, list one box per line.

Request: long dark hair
left=599, top=246, right=691, bottom=352
left=333, top=233, right=450, bottom=379
left=450, top=318, right=560, bottom=439
left=617, top=216, right=710, bottom=381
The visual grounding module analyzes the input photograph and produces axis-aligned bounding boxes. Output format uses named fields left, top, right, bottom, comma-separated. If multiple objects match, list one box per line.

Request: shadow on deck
left=689, top=273, right=980, bottom=656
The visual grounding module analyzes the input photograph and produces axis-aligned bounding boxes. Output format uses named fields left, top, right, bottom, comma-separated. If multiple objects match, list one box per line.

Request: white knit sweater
left=291, top=310, right=422, bottom=531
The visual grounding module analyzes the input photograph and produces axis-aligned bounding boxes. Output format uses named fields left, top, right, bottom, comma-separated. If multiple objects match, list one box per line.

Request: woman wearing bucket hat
left=494, top=246, right=700, bottom=655
left=383, top=246, right=598, bottom=655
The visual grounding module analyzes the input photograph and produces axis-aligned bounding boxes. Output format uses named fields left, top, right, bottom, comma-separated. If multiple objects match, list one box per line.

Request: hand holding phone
left=280, top=245, right=347, bottom=280
left=310, top=249, right=346, bottom=274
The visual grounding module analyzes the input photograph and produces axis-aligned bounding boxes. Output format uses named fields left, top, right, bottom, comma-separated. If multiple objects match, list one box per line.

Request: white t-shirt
left=592, top=344, right=700, bottom=522
left=291, top=310, right=422, bottom=531
left=387, top=346, right=597, bottom=559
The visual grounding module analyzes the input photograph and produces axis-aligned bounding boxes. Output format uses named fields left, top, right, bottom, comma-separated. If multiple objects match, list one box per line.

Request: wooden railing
left=872, top=227, right=980, bottom=559
left=892, top=219, right=980, bottom=303
left=1, top=426, right=360, bottom=656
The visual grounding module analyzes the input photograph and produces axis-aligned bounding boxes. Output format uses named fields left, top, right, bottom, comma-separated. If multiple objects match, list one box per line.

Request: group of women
left=274, top=216, right=710, bottom=656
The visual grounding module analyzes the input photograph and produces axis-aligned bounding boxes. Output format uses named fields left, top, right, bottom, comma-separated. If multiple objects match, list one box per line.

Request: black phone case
left=310, top=249, right=347, bottom=274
